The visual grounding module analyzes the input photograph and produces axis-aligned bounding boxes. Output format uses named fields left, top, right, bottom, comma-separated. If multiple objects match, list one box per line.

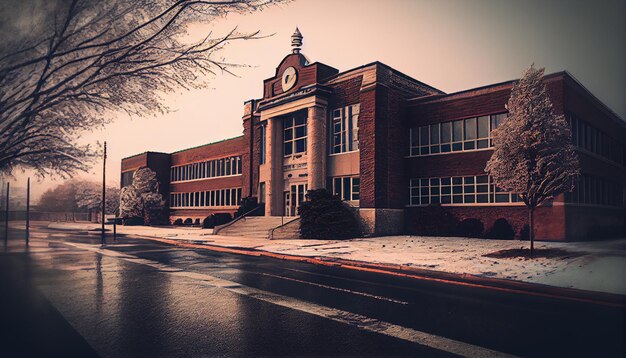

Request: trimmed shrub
left=183, top=218, right=193, bottom=225
left=456, top=218, right=484, bottom=238
left=299, top=189, right=363, bottom=240
left=235, top=196, right=260, bottom=218
left=173, top=218, right=183, bottom=226
left=486, top=218, right=515, bottom=240
left=203, top=213, right=233, bottom=228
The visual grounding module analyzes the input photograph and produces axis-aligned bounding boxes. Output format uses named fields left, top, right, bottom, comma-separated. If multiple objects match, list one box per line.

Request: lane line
left=257, top=272, right=409, bottom=305
left=56, top=240, right=517, bottom=358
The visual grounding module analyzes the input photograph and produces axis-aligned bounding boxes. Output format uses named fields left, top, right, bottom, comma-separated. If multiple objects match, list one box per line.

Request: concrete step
left=217, top=216, right=297, bottom=239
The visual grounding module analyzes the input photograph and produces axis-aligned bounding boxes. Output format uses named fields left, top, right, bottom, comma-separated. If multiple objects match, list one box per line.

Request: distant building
left=121, top=29, right=626, bottom=241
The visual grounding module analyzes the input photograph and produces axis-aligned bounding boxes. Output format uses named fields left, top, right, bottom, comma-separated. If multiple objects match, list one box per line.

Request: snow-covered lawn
left=46, top=222, right=626, bottom=295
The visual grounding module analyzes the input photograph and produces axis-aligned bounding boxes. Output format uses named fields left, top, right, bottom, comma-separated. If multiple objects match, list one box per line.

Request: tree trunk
left=528, top=206, right=535, bottom=257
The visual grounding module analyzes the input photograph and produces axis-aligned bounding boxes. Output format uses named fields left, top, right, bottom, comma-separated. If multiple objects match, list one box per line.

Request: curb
left=120, top=233, right=625, bottom=309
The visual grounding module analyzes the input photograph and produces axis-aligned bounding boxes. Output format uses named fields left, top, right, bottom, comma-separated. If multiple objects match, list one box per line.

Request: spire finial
left=291, top=27, right=303, bottom=54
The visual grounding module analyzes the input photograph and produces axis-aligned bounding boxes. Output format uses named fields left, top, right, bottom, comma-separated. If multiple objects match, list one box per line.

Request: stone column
left=265, top=117, right=283, bottom=215
left=307, top=105, right=327, bottom=190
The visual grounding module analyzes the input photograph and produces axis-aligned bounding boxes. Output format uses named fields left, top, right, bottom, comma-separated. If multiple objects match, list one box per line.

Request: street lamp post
left=26, top=177, right=30, bottom=245
left=101, top=141, right=107, bottom=246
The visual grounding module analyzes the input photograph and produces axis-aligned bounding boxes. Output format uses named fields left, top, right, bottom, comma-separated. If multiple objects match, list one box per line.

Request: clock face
left=281, top=66, right=297, bottom=92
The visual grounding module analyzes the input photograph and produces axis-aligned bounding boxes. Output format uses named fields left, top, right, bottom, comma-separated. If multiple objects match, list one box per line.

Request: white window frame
left=409, top=175, right=522, bottom=206
left=330, top=104, right=360, bottom=155
left=332, top=176, right=360, bottom=202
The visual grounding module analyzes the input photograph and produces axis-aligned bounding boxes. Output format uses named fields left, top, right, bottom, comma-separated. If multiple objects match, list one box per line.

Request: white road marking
left=257, top=272, right=409, bottom=305
left=57, top=241, right=517, bottom=358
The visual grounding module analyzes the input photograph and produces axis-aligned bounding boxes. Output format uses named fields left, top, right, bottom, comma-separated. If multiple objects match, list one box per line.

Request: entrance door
left=283, top=190, right=290, bottom=217
left=286, top=183, right=307, bottom=216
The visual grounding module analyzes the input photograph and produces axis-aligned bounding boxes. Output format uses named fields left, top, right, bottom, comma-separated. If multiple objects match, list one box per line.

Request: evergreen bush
left=299, top=189, right=363, bottom=240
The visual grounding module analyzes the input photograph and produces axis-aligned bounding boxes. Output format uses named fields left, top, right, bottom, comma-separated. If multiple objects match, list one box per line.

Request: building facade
left=121, top=30, right=626, bottom=241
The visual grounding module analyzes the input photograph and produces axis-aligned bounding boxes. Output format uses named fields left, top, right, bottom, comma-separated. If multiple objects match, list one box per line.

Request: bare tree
left=0, top=0, right=284, bottom=177
left=485, top=66, right=579, bottom=255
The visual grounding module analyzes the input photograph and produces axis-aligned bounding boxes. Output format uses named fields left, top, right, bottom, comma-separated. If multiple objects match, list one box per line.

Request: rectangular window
left=566, top=173, right=623, bottom=207
left=463, top=117, right=476, bottom=150
left=452, top=120, right=463, bottom=151
left=330, top=104, right=360, bottom=154
left=332, top=176, right=360, bottom=202
left=430, top=124, right=440, bottom=154
left=477, top=116, right=489, bottom=149
left=284, top=113, right=307, bottom=155
left=409, top=175, right=519, bottom=206
left=440, top=122, right=452, bottom=153
left=259, top=182, right=266, bottom=203
left=410, top=112, right=508, bottom=156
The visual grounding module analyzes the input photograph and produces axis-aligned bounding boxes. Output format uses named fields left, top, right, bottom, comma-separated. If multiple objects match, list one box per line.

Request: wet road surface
left=1, top=224, right=624, bottom=357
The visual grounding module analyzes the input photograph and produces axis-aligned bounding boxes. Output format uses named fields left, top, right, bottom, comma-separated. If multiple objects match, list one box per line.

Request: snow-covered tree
left=132, top=167, right=159, bottom=194
left=141, top=192, right=166, bottom=226
left=119, top=167, right=165, bottom=225
left=75, top=181, right=120, bottom=217
left=119, top=185, right=142, bottom=219
left=0, top=0, right=285, bottom=177
left=485, top=66, right=579, bottom=255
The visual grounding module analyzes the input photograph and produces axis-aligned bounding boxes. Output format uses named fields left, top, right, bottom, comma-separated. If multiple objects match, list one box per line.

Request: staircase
left=215, top=216, right=296, bottom=239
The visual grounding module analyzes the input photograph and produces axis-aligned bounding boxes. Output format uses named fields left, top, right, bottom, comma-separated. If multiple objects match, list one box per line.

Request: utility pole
left=26, top=177, right=30, bottom=245
left=101, top=141, right=107, bottom=246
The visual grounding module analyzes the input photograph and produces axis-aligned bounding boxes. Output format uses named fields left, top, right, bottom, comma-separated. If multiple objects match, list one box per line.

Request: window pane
left=343, top=178, right=351, bottom=201
left=352, top=177, right=360, bottom=200
left=295, top=126, right=306, bottom=138
left=420, top=126, right=429, bottom=146
left=464, top=118, right=476, bottom=140
left=452, top=120, right=463, bottom=142
left=441, top=122, right=451, bottom=143
left=411, top=128, right=419, bottom=147
left=477, top=116, right=489, bottom=138
left=295, top=115, right=306, bottom=126
left=430, top=124, right=440, bottom=144
left=295, top=139, right=306, bottom=153
left=333, top=178, right=342, bottom=196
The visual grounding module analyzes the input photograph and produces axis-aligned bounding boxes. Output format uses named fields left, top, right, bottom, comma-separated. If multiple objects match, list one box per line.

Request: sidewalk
left=47, top=221, right=626, bottom=296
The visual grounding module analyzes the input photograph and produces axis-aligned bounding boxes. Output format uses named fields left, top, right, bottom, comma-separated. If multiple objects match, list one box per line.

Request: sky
left=5, top=0, right=626, bottom=202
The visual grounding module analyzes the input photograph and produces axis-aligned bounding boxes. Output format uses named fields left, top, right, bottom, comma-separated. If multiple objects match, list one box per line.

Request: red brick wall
left=359, top=64, right=442, bottom=209
left=327, top=77, right=362, bottom=108
left=358, top=86, right=377, bottom=208
left=403, top=72, right=626, bottom=241
left=242, top=111, right=261, bottom=199
left=263, top=54, right=339, bottom=99
left=170, top=176, right=243, bottom=193
left=170, top=136, right=245, bottom=166
left=121, top=153, right=148, bottom=172
left=407, top=75, right=565, bottom=127
left=406, top=204, right=566, bottom=241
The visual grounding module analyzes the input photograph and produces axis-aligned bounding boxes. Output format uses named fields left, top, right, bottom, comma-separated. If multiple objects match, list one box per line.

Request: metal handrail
left=213, top=205, right=260, bottom=235
left=269, top=216, right=300, bottom=240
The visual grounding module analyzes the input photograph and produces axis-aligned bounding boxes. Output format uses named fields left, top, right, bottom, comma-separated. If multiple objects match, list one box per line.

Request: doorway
left=284, top=183, right=307, bottom=216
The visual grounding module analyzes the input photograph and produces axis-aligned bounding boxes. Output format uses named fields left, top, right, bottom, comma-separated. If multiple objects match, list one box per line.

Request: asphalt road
left=1, top=224, right=624, bottom=357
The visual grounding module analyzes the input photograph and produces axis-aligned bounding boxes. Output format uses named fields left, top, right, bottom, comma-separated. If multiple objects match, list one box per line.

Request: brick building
left=121, top=29, right=626, bottom=241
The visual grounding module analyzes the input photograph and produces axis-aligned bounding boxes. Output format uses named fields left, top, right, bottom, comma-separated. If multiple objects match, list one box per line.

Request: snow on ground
left=46, top=222, right=626, bottom=295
